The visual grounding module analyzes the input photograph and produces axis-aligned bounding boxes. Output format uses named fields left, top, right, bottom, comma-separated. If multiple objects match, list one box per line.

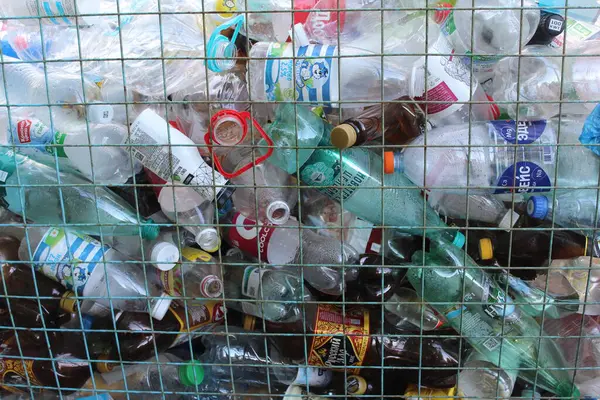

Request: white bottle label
left=265, top=43, right=340, bottom=106
left=240, top=265, right=265, bottom=316
left=414, top=36, right=471, bottom=123
left=32, top=227, right=114, bottom=295
left=129, top=110, right=227, bottom=202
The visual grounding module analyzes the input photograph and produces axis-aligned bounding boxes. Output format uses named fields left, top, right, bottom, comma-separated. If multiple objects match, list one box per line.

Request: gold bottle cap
left=347, top=375, right=368, bottom=396
left=479, top=238, right=494, bottom=261
left=331, top=124, right=358, bottom=149
left=59, top=291, right=77, bottom=313
left=96, top=355, right=116, bottom=374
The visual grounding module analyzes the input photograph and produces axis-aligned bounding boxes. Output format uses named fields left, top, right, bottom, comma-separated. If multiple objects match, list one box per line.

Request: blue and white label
left=489, top=120, right=548, bottom=145
left=33, top=228, right=112, bottom=295
left=265, top=43, right=339, bottom=106
left=494, top=161, right=552, bottom=194
left=7, top=118, right=67, bottom=157
left=25, top=0, right=81, bottom=25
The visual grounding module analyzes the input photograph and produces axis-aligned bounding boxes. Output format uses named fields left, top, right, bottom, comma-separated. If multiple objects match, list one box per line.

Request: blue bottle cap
left=452, top=231, right=466, bottom=249
left=527, top=196, right=549, bottom=219
left=206, top=15, right=244, bottom=73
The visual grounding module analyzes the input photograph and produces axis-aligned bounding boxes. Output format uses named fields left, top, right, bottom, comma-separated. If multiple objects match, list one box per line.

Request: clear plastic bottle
left=0, top=0, right=103, bottom=25
left=223, top=210, right=359, bottom=296
left=18, top=226, right=172, bottom=320
left=224, top=262, right=312, bottom=323
left=0, top=148, right=159, bottom=239
left=248, top=42, right=411, bottom=109
left=0, top=56, right=113, bottom=130
left=107, top=230, right=184, bottom=272
left=527, top=189, right=600, bottom=232
left=457, top=350, right=517, bottom=400
left=428, top=192, right=519, bottom=228
left=384, top=118, right=600, bottom=194
left=438, top=0, right=540, bottom=82
left=383, top=287, right=443, bottom=331
left=2, top=112, right=136, bottom=184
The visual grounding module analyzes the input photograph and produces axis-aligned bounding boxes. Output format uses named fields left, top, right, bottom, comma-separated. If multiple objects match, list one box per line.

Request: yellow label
left=215, top=0, right=237, bottom=18
left=404, top=384, right=457, bottom=400
left=169, top=300, right=226, bottom=347
left=0, top=358, right=42, bottom=393
left=181, top=247, right=213, bottom=263
left=308, top=304, right=369, bottom=375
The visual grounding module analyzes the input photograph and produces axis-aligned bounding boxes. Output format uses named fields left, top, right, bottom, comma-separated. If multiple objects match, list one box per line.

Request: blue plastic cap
left=452, top=231, right=466, bottom=249
left=527, top=196, right=549, bottom=219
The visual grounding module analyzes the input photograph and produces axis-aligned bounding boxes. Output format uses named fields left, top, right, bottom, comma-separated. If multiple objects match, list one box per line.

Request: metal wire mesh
left=0, top=0, right=599, bottom=399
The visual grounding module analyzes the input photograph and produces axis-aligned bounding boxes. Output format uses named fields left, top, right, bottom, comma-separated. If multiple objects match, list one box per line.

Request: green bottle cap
left=555, top=381, right=579, bottom=399
left=141, top=219, right=160, bottom=240
left=178, top=363, right=204, bottom=387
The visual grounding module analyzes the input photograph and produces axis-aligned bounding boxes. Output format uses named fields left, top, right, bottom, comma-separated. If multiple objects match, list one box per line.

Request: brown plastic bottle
left=0, top=333, right=91, bottom=393
left=330, top=97, right=426, bottom=149
left=93, top=300, right=224, bottom=372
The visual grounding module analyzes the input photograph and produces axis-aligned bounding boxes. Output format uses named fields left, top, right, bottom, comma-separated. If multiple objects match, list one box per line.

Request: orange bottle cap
left=384, top=151, right=396, bottom=174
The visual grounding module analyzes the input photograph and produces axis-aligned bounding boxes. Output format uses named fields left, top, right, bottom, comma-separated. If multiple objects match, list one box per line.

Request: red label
left=293, top=0, right=346, bottom=41
left=226, top=212, right=277, bottom=262
left=416, top=81, right=458, bottom=115
left=17, top=120, right=32, bottom=144
left=365, top=227, right=383, bottom=255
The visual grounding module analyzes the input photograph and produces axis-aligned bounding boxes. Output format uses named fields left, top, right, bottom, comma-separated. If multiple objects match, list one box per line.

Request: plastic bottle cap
left=59, top=291, right=77, bottom=313
left=384, top=151, right=396, bottom=174
left=543, top=12, right=565, bottom=35
left=96, top=355, right=115, bottom=374
left=179, top=363, right=205, bottom=386
left=452, top=231, right=466, bottom=249
left=87, top=103, right=114, bottom=124
left=150, top=242, right=180, bottom=271
left=213, top=115, right=245, bottom=145
left=331, top=124, right=358, bottom=149
left=479, top=238, right=494, bottom=261
left=141, top=220, right=160, bottom=241
left=243, top=314, right=257, bottom=331
left=291, top=23, right=311, bottom=46
left=347, top=375, right=368, bottom=395
left=196, top=229, right=221, bottom=253
left=200, top=275, right=224, bottom=298
left=150, top=293, right=172, bottom=321
left=266, top=201, right=291, bottom=225
left=527, top=196, right=549, bottom=219
left=498, top=210, right=520, bottom=231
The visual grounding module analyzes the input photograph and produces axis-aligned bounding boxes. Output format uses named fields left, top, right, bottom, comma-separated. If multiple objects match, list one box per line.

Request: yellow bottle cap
left=331, top=124, right=358, bottom=149
left=479, top=238, right=494, bottom=261
left=59, top=291, right=77, bottom=313
left=243, top=315, right=256, bottom=331
left=347, top=375, right=368, bottom=396
left=96, top=355, right=116, bottom=374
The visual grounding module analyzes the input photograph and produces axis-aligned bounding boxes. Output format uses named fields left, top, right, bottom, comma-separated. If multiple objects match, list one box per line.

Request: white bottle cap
left=266, top=200, right=291, bottom=225
left=196, top=229, right=221, bottom=253
left=87, top=103, right=114, bottom=124
left=290, top=23, right=310, bottom=47
left=498, top=210, right=520, bottom=231
left=200, top=275, right=224, bottom=298
left=151, top=241, right=180, bottom=271
left=151, top=293, right=172, bottom=321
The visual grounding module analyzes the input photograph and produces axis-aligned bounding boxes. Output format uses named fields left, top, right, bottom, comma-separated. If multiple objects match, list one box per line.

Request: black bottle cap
left=528, top=11, right=566, bottom=46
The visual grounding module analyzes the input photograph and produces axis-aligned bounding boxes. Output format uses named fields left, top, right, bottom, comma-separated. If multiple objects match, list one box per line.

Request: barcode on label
left=134, top=152, right=145, bottom=162
left=482, top=337, right=501, bottom=351
left=0, top=170, right=8, bottom=183
left=543, top=146, right=554, bottom=164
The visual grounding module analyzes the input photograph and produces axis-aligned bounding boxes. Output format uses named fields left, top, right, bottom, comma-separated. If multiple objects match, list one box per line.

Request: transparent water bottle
left=19, top=226, right=171, bottom=320
left=527, top=189, right=600, bottom=232
left=383, top=287, right=444, bottom=331
left=457, top=350, right=517, bottom=400
left=0, top=148, right=159, bottom=239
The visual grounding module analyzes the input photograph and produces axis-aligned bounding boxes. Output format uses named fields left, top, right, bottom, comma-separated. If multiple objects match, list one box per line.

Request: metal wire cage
left=0, top=0, right=600, bottom=399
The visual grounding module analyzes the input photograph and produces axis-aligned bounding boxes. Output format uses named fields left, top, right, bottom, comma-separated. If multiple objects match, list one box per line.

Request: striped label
left=33, top=227, right=112, bottom=295
left=265, top=43, right=339, bottom=106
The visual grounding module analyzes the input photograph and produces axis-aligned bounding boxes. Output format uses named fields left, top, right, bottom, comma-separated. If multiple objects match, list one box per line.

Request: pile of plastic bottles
left=2, top=0, right=600, bottom=398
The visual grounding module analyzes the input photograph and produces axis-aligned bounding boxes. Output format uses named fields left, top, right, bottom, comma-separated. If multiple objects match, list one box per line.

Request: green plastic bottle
left=266, top=104, right=464, bottom=247
left=406, top=238, right=579, bottom=398
left=0, top=147, right=158, bottom=239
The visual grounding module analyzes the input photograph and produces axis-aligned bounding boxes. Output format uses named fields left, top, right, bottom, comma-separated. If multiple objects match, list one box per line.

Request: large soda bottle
left=0, top=148, right=159, bottom=239
left=19, top=227, right=172, bottom=320
left=265, top=105, right=464, bottom=247
left=406, top=237, right=578, bottom=397
left=223, top=210, right=359, bottom=296
left=436, top=0, right=540, bottom=82
left=384, top=118, right=600, bottom=194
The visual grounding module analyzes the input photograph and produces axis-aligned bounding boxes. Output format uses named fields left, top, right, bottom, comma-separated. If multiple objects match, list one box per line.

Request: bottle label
left=25, top=0, right=81, bottom=25
left=293, top=367, right=333, bottom=387
left=299, top=148, right=370, bottom=202
left=488, top=120, right=555, bottom=193
left=240, top=266, right=267, bottom=316
left=265, top=43, right=339, bottom=106
left=414, top=36, right=471, bottom=123
left=32, top=227, right=114, bottom=296
left=169, top=300, right=226, bottom=347
left=284, top=385, right=328, bottom=400
left=225, top=212, right=289, bottom=263
left=293, top=0, right=346, bottom=42
left=0, top=357, right=42, bottom=393
left=404, top=384, right=456, bottom=400
left=8, top=118, right=68, bottom=158
left=128, top=117, right=227, bottom=202
left=307, top=304, right=370, bottom=374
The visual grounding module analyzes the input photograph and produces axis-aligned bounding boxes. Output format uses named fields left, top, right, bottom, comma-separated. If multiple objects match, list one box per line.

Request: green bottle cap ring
left=141, top=219, right=160, bottom=240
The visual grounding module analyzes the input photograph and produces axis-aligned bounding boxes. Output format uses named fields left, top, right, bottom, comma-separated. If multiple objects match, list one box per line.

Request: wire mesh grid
left=0, top=0, right=598, bottom=399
